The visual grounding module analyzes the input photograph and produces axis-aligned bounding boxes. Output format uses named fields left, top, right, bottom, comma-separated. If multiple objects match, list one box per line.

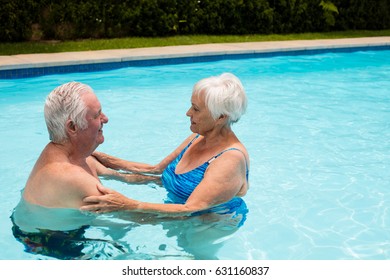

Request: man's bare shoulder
left=24, top=157, right=102, bottom=208
left=42, top=161, right=100, bottom=191
left=38, top=144, right=98, bottom=183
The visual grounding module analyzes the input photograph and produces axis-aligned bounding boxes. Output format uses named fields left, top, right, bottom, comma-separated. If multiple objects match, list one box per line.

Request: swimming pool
left=1, top=48, right=389, bottom=260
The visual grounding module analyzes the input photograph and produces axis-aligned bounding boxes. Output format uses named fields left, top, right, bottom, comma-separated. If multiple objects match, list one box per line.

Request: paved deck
left=0, top=36, right=389, bottom=75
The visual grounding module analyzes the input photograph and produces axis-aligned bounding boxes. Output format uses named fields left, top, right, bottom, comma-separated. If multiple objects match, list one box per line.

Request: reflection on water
left=11, top=196, right=248, bottom=260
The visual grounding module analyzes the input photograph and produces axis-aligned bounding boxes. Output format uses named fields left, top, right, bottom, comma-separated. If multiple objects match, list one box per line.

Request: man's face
left=78, top=92, right=108, bottom=153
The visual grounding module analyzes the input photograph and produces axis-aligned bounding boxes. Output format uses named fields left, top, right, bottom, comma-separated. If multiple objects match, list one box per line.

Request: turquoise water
left=0, top=49, right=389, bottom=259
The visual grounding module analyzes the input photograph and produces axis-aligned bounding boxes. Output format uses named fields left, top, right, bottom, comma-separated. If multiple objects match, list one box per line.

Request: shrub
left=0, top=0, right=388, bottom=42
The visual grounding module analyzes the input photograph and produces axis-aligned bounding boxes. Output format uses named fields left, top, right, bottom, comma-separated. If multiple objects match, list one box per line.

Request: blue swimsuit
left=162, top=135, right=248, bottom=227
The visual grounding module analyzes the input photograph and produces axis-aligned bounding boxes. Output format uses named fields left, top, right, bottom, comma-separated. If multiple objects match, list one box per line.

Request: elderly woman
left=82, top=73, right=249, bottom=224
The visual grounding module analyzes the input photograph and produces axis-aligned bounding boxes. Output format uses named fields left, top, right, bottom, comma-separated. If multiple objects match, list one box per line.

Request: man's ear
left=66, top=119, right=77, bottom=135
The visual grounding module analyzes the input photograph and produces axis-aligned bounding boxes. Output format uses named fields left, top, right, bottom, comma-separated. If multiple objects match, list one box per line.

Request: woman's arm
left=92, top=151, right=159, bottom=173
left=81, top=148, right=247, bottom=216
left=81, top=184, right=198, bottom=216
left=92, top=133, right=198, bottom=174
left=89, top=155, right=162, bottom=185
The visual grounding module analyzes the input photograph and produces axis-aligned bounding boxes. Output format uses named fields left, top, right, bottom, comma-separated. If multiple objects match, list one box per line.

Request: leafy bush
left=0, top=0, right=37, bottom=41
left=0, top=0, right=388, bottom=42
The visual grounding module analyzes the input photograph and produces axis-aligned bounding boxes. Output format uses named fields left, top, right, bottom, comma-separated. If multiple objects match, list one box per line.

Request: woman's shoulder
left=228, top=136, right=249, bottom=156
left=225, top=141, right=250, bottom=167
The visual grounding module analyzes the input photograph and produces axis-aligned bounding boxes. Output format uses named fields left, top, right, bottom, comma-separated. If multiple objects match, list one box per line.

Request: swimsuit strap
left=179, top=134, right=200, bottom=156
left=207, top=147, right=249, bottom=181
left=186, top=134, right=200, bottom=149
left=207, top=148, right=242, bottom=163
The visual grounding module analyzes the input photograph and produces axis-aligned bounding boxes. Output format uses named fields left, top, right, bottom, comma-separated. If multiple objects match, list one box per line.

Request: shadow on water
left=11, top=197, right=248, bottom=260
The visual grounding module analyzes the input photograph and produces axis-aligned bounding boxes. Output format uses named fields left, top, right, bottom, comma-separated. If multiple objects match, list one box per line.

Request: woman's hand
left=92, top=151, right=162, bottom=174
left=80, top=185, right=139, bottom=213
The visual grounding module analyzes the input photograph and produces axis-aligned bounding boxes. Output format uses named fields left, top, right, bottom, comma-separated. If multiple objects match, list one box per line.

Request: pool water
left=0, top=49, right=389, bottom=260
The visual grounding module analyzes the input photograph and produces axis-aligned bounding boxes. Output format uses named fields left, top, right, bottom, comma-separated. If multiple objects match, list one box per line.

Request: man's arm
left=92, top=133, right=198, bottom=174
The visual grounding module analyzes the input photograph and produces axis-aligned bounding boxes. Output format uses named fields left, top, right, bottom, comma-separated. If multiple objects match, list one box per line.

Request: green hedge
left=1, top=0, right=389, bottom=42
left=0, top=0, right=38, bottom=41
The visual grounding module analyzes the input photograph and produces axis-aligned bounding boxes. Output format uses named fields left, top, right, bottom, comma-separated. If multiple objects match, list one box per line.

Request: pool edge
left=1, top=37, right=390, bottom=79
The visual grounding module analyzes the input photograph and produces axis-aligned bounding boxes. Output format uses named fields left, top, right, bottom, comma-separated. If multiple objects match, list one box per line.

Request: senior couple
left=21, top=73, right=250, bottom=225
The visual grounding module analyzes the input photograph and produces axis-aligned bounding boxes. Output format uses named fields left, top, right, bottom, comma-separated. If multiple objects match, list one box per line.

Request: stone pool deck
left=1, top=36, right=389, bottom=78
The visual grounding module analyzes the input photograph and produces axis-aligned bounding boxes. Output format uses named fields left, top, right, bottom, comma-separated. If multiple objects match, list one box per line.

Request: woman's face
left=186, top=93, right=217, bottom=135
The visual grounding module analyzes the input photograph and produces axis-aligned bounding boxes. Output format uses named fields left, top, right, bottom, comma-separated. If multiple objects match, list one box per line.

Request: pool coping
left=1, top=36, right=389, bottom=79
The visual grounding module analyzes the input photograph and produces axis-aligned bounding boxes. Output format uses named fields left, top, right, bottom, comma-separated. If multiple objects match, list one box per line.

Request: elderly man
left=21, top=81, right=113, bottom=208
left=22, top=81, right=159, bottom=210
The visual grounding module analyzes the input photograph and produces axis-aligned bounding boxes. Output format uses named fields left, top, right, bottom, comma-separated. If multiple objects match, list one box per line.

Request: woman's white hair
left=44, top=81, right=92, bottom=144
left=193, top=73, right=247, bottom=125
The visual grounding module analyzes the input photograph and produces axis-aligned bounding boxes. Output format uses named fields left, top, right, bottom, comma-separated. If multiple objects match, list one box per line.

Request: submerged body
left=10, top=198, right=134, bottom=260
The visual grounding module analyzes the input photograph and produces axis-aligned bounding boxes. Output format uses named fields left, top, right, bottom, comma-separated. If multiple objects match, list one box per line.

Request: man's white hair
left=44, top=81, right=92, bottom=143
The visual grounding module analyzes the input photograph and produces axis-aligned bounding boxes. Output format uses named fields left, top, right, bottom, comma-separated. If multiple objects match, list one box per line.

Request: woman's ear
left=217, top=114, right=228, bottom=125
